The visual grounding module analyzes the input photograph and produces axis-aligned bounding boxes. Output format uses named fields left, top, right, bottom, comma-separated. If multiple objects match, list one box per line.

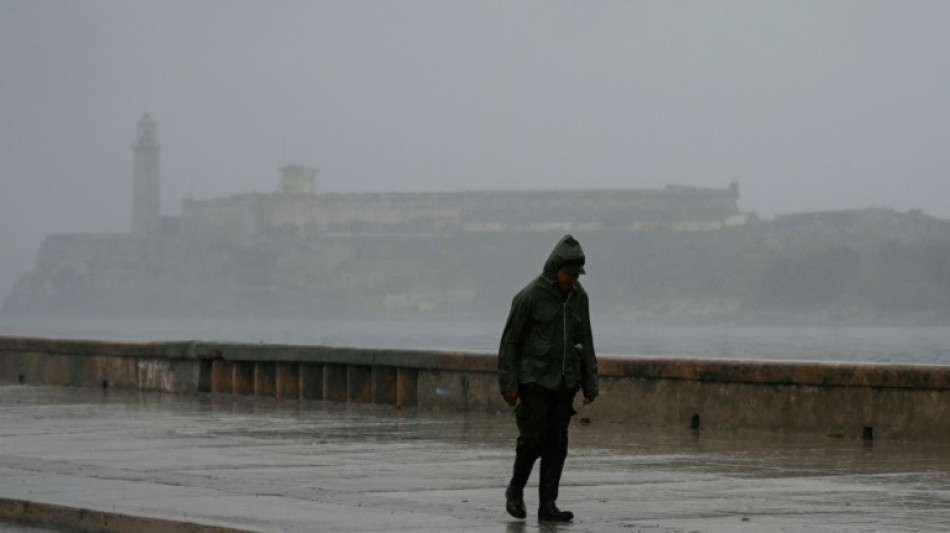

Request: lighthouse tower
left=132, top=114, right=161, bottom=237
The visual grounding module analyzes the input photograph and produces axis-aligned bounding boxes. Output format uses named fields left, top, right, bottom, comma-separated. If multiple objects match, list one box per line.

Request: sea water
left=1, top=316, right=949, bottom=366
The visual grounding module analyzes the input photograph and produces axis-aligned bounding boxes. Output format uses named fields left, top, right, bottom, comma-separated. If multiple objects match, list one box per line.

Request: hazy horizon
left=2, top=1, right=949, bottom=302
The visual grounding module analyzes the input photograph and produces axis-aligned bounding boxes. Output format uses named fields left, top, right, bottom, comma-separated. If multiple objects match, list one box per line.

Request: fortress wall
left=2, top=336, right=948, bottom=442
left=32, top=235, right=141, bottom=272
left=307, top=195, right=463, bottom=229
left=455, top=188, right=740, bottom=224
left=3, top=235, right=175, bottom=315
left=771, top=210, right=950, bottom=248
left=181, top=196, right=266, bottom=244
left=177, top=186, right=742, bottom=241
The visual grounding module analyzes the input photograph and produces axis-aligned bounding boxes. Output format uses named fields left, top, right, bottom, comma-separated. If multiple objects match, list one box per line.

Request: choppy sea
left=1, top=316, right=949, bottom=366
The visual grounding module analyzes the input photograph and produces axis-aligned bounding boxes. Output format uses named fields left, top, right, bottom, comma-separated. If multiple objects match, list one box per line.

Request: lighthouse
left=132, top=114, right=161, bottom=237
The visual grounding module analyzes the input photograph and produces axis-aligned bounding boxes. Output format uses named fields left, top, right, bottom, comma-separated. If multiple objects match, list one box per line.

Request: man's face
left=556, top=268, right=580, bottom=292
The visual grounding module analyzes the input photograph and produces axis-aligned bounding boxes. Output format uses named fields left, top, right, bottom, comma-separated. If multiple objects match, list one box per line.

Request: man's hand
left=503, top=391, right=518, bottom=406
left=583, top=395, right=597, bottom=405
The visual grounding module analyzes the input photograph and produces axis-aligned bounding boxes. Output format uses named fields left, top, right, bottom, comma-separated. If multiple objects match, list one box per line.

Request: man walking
left=498, top=234, right=599, bottom=522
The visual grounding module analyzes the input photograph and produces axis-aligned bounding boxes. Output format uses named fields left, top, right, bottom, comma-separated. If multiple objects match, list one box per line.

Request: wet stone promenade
left=1, top=384, right=949, bottom=533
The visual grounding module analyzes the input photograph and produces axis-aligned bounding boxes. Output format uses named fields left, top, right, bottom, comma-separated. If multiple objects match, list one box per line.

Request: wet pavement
left=1, top=383, right=949, bottom=533
left=0, top=525, right=72, bottom=532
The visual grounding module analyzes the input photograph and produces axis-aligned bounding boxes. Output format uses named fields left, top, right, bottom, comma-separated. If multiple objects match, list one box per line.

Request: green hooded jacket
left=497, top=235, right=599, bottom=398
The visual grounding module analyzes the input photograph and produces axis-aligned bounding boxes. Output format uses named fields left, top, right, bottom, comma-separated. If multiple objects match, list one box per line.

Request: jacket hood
left=542, top=234, right=586, bottom=279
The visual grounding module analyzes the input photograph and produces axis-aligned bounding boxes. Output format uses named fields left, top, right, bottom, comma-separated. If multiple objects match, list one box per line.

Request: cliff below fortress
left=6, top=181, right=950, bottom=325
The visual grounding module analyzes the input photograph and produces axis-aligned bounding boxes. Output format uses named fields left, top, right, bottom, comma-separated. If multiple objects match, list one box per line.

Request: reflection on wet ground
left=1, top=384, right=949, bottom=532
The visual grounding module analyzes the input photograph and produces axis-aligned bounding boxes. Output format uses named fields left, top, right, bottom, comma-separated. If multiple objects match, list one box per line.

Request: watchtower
left=278, top=165, right=317, bottom=195
left=132, top=114, right=161, bottom=237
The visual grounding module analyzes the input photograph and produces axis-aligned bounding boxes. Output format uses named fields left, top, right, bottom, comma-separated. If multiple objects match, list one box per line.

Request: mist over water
left=2, top=316, right=948, bottom=366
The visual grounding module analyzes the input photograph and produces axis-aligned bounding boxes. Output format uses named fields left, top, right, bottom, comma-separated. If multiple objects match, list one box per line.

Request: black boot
left=505, top=449, right=535, bottom=520
left=538, top=502, right=574, bottom=522
left=505, top=485, right=526, bottom=519
left=538, top=451, right=572, bottom=522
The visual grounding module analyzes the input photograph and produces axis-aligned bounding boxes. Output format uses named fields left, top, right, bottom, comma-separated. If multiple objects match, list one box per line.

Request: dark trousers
left=508, top=382, right=577, bottom=508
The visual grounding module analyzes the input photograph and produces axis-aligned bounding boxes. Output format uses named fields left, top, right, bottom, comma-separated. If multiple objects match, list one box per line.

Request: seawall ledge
left=598, top=356, right=950, bottom=390
left=4, top=335, right=950, bottom=389
left=4, top=335, right=950, bottom=441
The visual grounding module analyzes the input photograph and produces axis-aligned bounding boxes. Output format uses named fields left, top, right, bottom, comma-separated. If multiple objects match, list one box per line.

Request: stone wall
left=9, top=209, right=950, bottom=322
left=2, top=336, right=949, bottom=442
left=179, top=185, right=743, bottom=244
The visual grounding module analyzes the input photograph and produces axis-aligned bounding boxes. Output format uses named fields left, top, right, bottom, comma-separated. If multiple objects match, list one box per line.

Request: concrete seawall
left=1, top=336, right=948, bottom=442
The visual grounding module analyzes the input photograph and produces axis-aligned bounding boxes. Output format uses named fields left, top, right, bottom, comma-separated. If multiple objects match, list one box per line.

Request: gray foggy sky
left=1, top=1, right=949, bottom=301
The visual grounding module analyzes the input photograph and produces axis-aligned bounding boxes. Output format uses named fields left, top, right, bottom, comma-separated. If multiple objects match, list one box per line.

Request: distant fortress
left=9, top=115, right=949, bottom=323
left=131, top=115, right=752, bottom=245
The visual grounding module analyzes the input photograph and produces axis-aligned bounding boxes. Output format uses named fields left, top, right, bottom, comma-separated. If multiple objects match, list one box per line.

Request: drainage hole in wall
left=689, top=413, right=701, bottom=431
